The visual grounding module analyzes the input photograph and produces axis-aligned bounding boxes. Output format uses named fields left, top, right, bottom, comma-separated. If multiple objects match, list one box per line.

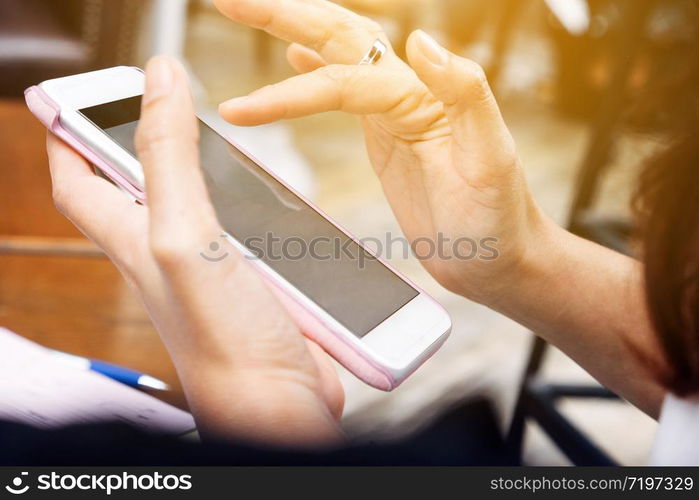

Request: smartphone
left=25, top=66, right=451, bottom=391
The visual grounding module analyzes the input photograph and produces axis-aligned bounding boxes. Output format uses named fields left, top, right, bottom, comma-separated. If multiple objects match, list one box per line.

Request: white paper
left=0, top=327, right=196, bottom=434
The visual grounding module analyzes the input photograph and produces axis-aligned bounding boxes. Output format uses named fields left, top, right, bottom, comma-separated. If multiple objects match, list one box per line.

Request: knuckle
left=324, top=64, right=362, bottom=85
left=337, top=65, right=363, bottom=88
left=461, top=60, right=490, bottom=96
left=441, top=59, right=491, bottom=108
left=334, top=13, right=357, bottom=32
left=315, top=27, right=334, bottom=54
left=135, top=121, right=166, bottom=158
left=149, top=223, right=220, bottom=271
left=317, top=66, right=348, bottom=98
left=385, top=79, right=430, bottom=116
left=135, top=121, right=199, bottom=163
left=359, top=16, right=383, bottom=34
left=260, top=7, right=276, bottom=30
left=318, top=64, right=342, bottom=81
left=332, top=13, right=384, bottom=47
left=149, top=233, right=193, bottom=269
left=135, top=120, right=166, bottom=150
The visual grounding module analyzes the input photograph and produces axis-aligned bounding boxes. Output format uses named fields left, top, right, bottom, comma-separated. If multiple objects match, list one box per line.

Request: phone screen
left=80, top=96, right=418, bottom=336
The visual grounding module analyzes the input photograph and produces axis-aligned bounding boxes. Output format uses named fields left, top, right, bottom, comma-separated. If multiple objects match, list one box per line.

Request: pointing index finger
left=219, top=64, right=423, bottom=126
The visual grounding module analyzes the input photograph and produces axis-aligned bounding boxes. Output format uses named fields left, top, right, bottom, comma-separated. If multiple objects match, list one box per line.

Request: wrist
left=483, top=212, right=570, bottom=313
left=178, top=365, right=346, bottom=448
left=464, top=203, right=565, bottom=308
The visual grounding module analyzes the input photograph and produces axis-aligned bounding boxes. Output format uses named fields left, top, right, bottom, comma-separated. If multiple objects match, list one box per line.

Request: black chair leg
left=505, top=335, right=548, bottom=462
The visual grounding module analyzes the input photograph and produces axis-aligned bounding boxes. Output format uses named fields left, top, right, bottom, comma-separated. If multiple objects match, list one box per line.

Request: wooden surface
left=0, top=99, right=187, bottom=409
left=0, top=100, right=81, bottom=238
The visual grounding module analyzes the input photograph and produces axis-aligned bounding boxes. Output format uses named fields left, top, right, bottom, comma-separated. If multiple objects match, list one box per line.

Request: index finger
left=213, top=0, right=397, bottom=66
left=46, top=132, right=146, bottom=256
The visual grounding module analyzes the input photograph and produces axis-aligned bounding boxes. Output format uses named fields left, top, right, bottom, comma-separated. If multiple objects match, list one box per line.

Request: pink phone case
left=25, top=83, right=448, bottom=391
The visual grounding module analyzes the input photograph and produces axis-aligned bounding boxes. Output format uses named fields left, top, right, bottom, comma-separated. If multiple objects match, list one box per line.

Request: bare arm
left=491, top=219, right=665, bottom=417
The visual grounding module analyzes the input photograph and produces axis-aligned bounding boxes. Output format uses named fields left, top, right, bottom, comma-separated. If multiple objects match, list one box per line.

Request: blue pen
left=48, top=350, right=169, bottom=391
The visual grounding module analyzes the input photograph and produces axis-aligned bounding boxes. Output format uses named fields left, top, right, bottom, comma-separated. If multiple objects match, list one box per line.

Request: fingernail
left=144, top=57, right=173, bottom=104
left=415, top=30, right=448, bottom=67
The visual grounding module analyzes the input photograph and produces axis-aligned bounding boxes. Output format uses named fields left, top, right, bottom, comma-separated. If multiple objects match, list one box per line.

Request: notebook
left=0, top=327, right=195, bottom=435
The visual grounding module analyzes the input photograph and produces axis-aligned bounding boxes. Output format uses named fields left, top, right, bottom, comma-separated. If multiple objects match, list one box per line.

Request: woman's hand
left=215, top=0, right=552, bottom=303
left=47, top=57, right=344, bottom=447
left=213, top=2, right=668, bottom=417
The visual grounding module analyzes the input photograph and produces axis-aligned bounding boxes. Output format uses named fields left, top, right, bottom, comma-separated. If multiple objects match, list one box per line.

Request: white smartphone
left=27, top=66, right=451, bottom=390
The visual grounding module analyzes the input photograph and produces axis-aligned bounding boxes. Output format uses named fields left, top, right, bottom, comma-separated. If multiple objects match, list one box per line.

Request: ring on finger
left=358, top=39, right=387, bottom=66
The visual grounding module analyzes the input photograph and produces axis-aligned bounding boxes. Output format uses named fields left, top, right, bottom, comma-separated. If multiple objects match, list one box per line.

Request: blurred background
left=1, top=0, right=695, bottom=464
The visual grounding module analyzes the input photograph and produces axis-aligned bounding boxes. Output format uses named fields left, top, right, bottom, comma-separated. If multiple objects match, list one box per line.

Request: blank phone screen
left=80, top=96, right=418, bottom=336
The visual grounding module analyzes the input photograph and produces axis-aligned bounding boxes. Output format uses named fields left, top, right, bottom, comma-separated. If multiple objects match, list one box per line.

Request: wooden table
left=0, top=99, right=187, bottom=410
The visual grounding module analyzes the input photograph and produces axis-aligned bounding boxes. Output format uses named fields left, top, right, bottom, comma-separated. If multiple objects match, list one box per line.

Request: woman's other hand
left=216, top=0, right=553, bottom=303
left=214, top=0, right=666, bottom=419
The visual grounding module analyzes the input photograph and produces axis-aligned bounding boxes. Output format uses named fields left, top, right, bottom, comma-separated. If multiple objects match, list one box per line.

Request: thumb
left=136, top=56, right=222, bottom=269
left=136, top=56, right=217, bottom=233
left=406, top=30, right=516, bottom=170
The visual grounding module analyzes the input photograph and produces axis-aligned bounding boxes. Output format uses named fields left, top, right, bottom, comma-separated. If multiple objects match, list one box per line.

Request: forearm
left=485, top=216, right=665, bottom=417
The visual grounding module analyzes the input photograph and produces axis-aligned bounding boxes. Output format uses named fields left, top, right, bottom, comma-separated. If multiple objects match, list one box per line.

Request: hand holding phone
left=44, top=58, right=345, bottom=447
left=26, top=60, right=451, bottom=392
